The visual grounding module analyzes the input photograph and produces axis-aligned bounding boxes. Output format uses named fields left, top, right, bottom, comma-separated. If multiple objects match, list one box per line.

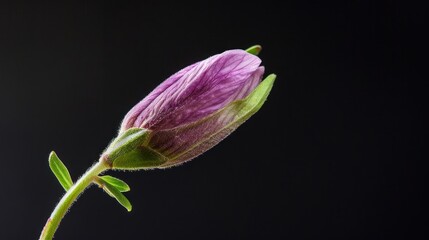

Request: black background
left=0, top=1, right=426, bottom=239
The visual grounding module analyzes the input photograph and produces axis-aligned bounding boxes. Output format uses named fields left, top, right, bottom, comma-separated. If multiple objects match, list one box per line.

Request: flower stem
left=39, top=160, right=110, bottom=240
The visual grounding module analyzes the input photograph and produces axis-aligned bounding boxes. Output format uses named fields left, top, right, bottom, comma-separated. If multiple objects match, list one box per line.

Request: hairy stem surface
left=39, top=160, right=109, bottom=240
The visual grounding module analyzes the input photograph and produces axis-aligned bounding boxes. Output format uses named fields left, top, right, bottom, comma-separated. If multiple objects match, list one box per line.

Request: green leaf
left=98, top=177, right=132, bottom=212
left=48, top=151, right=73, bottom=191
left=245, top=45, right=262, bottom=55
left=104, top=128, right=151, bottom=165
left=100, top=175, right=130, bottom=192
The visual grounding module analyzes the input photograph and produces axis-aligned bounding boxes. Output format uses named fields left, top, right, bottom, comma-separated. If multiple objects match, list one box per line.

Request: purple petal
left=121, top=50, right=262, bottom=131
left=147, top=71, right=268, bottom=167
left=120, top=63, right=197, bottom=131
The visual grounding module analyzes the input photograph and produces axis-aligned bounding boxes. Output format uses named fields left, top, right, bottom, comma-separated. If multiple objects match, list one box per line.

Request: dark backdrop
left=0, top=1, right=426, bottom=240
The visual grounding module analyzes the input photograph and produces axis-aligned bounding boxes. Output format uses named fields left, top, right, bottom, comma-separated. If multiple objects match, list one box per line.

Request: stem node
left=38, top=160, right=109, bottom=240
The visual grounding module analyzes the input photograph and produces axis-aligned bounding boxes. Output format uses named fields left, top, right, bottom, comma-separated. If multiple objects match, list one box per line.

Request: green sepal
left=112, top=146, right=168, bottom=170
left=245, top=45, right=262, bottom=55
left=100, top=175, right=130, bottom=192
left=48, top=151, right=74, bottom=191
left=236, top=73, right=276, bottom=116
left=97, top=177, right=132, bottom=212
left=104, top=128, right=150, bottom=165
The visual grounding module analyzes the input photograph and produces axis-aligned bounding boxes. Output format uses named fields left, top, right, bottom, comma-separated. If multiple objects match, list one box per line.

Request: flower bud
left=109, top=49, right=275, bottom=170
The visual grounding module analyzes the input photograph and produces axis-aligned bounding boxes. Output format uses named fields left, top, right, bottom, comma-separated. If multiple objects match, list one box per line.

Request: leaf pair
left=96, top=175, right=132, bottom=212
left=49, top=151, right=132, bottom=211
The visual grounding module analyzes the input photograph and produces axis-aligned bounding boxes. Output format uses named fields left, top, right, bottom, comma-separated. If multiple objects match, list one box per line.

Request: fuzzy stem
left=39, top=160, right=110, bottom=240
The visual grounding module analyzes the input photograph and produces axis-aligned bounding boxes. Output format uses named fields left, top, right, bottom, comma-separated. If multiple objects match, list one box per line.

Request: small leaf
left=98, top=178, right=132, bottom=212
left=245, top=45, right=262, bottom=55
left=100, top=175, right=130, bottom=192
left=48, top=151, right=73, bottom=191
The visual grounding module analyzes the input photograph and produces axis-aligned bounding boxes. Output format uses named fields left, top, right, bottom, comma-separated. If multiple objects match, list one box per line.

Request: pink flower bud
left=116, top=49, right=274, bottom=169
